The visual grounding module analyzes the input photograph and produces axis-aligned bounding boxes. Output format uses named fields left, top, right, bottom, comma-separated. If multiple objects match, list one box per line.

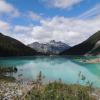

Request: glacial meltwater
left=0, top=56, right=100, bottom=87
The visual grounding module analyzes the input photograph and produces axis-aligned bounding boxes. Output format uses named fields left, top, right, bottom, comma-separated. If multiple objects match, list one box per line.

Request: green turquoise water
left=0, top=56, right=100, bottom=87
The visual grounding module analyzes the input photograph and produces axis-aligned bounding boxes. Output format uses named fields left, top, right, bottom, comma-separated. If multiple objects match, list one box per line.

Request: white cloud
left=12, top=33, right=34, bottom=44
left=28, top=11, right=42, bottom=20
left=0, top=0, right=20, bottom=17
left=8, top=15, right=100, bottom=46
left=12, top=25, right=35, bottom=44
left=43, top=0, right=83, bottom=9
left=14, top=25, right=32, bottom=33
left=0, top=20, right=11, bottom=31
left=30, top=16, right=100, bottom=46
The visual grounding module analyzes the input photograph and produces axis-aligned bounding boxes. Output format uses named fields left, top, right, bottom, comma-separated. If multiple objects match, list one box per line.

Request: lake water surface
left=0, top=56, right=100, bottom=87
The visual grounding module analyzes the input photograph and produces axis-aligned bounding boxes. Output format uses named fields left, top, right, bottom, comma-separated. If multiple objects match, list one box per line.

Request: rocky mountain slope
left=28, top=40, right=70, bottom=54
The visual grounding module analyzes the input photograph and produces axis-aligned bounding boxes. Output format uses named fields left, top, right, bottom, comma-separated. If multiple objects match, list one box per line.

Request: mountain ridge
left=28, top=40, right=70, bottom=55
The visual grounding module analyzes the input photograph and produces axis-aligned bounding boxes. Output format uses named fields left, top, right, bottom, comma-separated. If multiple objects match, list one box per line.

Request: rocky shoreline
left=81, top=58, right=100, bottom=63
left=0, top=79, right=35, bottom=100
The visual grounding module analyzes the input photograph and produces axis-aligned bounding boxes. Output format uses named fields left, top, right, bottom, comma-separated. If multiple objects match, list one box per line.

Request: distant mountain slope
left=60, top=31, right=100, bottom=55
left=28, top=40, right=70, bottom=54
left=0, top=33, right=39, bottom=56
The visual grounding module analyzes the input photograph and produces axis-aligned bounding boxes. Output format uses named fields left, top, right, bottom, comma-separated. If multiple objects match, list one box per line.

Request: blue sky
left=6, top=0, right=100, bottom=24
left=0, top=0, right=100, bottom=45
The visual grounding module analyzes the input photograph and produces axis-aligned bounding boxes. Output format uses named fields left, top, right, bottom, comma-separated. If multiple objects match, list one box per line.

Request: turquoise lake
left=0, top=56, right=100, bottom=87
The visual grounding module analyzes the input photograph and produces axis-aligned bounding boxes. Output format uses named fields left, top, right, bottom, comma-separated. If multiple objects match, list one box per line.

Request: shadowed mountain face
left=60, top=31, right=100, bottom=55
left=0, top=33, right=40, bottom=57
left=28, top=40, right=70, bottom=54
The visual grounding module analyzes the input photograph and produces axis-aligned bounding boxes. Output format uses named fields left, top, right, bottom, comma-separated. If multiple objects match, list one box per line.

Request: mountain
left=0, top=33, right=40, bottom=56
left=28, top=40, right=70, bottom=54
left=60, top=31, right=100, bottom=55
